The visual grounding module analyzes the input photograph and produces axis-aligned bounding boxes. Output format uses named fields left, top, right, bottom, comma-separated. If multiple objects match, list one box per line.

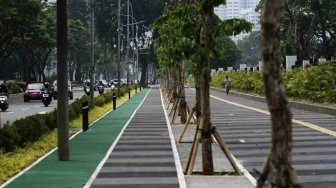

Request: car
left=51, top=80, right=73, bottom=100
left=120, top=79, right=127, bottom=86
left=24, top=83, right=44, bottom=102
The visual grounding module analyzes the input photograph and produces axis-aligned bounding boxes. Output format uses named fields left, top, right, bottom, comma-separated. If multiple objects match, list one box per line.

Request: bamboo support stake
left=210, top=123, right=241, bottom=175
left=185, top=118, right=200, bottom=173
left=169, top=96, right=179, bottom=117
left=187, top=117, right=204, bottom=175
left=165, top=90, right=172, bottom=107
left=178, top=107, right=195, bottom=143
left=178, top=100, right=198, bottom=143
left=171, top=98, right=181, bottom=124
left=166, top=94, right=173, bottom=110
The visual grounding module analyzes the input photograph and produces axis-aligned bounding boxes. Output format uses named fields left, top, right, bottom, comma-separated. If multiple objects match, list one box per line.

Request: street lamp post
left=119, top=14, right=144, bottom=85
left=126, top=0, right=130, bottom=87
left=90, top=0, right=95, bottom=102
left=117, top=0, right=121, bottom=96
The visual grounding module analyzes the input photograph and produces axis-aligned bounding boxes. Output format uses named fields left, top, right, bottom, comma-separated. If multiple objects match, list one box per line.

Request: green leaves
left=200, top=0, right=226, bottom=12
left=213, top=18, right=253, bottom=37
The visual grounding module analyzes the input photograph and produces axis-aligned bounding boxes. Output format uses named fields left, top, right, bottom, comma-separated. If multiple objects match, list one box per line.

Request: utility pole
left=56, top=0, right=69, bottom=160
left=117, top=0, right=121, bottom=95
left=126, top=0, right=130, bottom=87
left=90, top=0, right=95, bottom=102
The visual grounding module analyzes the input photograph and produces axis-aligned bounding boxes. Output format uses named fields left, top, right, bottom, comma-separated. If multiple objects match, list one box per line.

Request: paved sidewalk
left=87, top=88, right=185, bottom=188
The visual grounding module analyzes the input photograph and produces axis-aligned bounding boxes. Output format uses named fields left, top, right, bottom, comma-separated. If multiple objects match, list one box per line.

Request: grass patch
left=0, top=131, right=58, bottom=184
left=0, top=90, right=137, bottom=184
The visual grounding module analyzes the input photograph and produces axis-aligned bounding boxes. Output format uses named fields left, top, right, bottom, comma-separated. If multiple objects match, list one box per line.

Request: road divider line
left=210, top=95, right=336, bottom=138
left=22, top=108, right=29, bottom=111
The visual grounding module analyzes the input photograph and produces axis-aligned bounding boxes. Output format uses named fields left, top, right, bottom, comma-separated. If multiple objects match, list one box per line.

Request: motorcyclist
left=41, top=82, right=50, bottom=93
left=98, top=81, right=104, bottom=87
left=0, top=81, right=9, bottom=96
left=98, top=81, right=104, bottom=94
left=41, top=82, right=52, bottom=99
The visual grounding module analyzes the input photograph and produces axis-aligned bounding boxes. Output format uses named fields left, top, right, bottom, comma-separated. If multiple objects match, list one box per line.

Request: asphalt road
left=0, top=87, right=111, bottom=128
left=184, top=88, right=336, bottom=188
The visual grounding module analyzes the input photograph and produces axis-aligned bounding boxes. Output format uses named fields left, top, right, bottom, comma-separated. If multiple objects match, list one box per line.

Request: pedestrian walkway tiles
left=88, top=88, right=182, bottom=188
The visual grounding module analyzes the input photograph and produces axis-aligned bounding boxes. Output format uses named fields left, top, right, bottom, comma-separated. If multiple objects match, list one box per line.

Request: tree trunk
left=178, top=60, right=187, bottom=123
left=200, top=6, right=214, bottom=175
left=57, top=0, right=69, bottom=161
left=172, top=68, right=178, bottom=103
left=75, top=55, right=82, bottom=82
left=261, top=0, right=297, bottom=187
left=140, top=60, right=147, bottom=86
left=194, top=72, right=201, bottom=121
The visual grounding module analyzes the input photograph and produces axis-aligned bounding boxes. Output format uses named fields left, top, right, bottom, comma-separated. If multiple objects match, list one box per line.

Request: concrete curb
left=211, top=87, right=336, bottom=116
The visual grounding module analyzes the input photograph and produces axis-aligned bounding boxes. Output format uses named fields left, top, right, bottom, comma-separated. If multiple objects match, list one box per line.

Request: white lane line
left=210, top=95, right=336, bottom=137
left=160, top=89, right=187, bottom=188
left=39, top=112, right=47, bottom=114
left=34, top=106, right=40, bottom=108
left=22, top=108, right=29, bottom=111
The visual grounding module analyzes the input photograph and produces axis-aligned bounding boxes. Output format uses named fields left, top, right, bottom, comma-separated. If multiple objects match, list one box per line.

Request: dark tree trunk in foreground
left=261, top=0, right=298, bottom=187
left=200, top=5, right=214, bottom=175
left=57, top=0, right=69, bottom=161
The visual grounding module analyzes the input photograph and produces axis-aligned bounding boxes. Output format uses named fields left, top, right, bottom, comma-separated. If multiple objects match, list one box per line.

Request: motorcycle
left=0, top=93, right=9, bottom=111
left=42, top=91, right=51, bottom=107
left=98, top=85, right=104, bottom=95
left=84, top=86, right=90, bottom=96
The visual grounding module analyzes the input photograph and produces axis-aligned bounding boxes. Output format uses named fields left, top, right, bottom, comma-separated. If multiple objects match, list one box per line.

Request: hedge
left=209, top=61, right=336, bottom=104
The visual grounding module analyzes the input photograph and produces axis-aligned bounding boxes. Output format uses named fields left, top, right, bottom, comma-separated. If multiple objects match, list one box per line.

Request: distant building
left=214, top=0, right=261, bottom=43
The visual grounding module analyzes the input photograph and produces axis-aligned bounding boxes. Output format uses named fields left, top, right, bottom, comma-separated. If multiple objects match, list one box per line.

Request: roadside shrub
left=69, top=99, right=82, bottom=120
left=0, top=126, right=20, bottom=152
left=95, top=95, right=106, bottom=107
left=120, top=86, right=129, bottom=96
left=0, top=88, right=134, bottom=153
left=45, top=110, right=57, bottom=130
left=13, top=115, right=49, bottom=147
left=7, top=83, right=23, bottom=94
left=102, top=92, right=113, bottom=103
left=210, top=61, right=336, bottom=104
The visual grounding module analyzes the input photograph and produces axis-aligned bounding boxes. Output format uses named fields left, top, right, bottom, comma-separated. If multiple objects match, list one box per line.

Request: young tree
left=153, top=0, right=251, bottom=175
left=259, top=0, right=299, bottom=187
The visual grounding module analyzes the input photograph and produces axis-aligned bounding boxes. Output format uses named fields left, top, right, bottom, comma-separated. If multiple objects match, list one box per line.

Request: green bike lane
left=3, top=88, right=150, bottom=188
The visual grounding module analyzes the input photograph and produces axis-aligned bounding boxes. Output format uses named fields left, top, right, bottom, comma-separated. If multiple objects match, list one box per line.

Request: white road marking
left=210, top=95, right=336, bottom=137
left=39, top=112, right=47, bottom=114
left=239, top=139, right=246, bottom=143
left=160, top=89, right=188, bottom=188
left=34, top=106, right=40, bottom=108
left=22, top=108, right=29, bottom=111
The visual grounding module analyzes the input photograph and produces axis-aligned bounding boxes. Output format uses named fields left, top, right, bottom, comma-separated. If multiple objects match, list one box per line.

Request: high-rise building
left=214, top=0, right=260, bottom=42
